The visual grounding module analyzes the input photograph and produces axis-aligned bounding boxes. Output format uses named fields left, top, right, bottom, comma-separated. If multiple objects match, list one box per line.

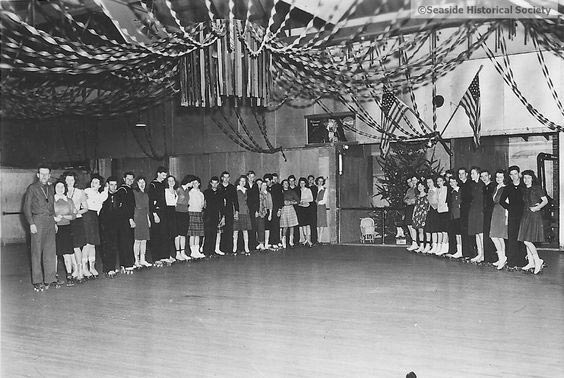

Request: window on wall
left=305, top=112, right=355, bottom=145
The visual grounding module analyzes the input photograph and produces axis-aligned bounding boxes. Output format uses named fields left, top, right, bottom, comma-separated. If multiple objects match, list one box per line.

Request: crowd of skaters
left=401, top=165, right=549, bottom=274
left=24, top=165, right=329, bottom=292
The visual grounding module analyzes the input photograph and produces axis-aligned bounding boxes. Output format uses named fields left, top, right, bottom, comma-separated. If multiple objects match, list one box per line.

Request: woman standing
left=316, top=177, right=328, bottom=244
left=280, top=179, right=299, bottom=249
left=468, top=167, right=485, bottom=263
left=297, top=177, right=314, bottom=247
left=133, top=177, right=152, bottom=268
left=175, top=175, right=193, bottom=261
left=412, top=182, right=430, bottom=253
left=518, top=170, right=548, bottom=274
left=83, top=175, right=108, bottom=278
left=187, top=177, right=206, bottom=258
left=490, top=170, right=508, bottom=270
left=233, top=176, right=252, bottom=254
left=425, top=177, right=439, bottom=254
left=54, top=181, right=77, bottom=285
left=435, top=176, right=450, bottom=255
left=63, top=171, right=88, bottom=281
left=164, top=175, right=178, bottom=264
left=256, top=180, right=273, bottom=250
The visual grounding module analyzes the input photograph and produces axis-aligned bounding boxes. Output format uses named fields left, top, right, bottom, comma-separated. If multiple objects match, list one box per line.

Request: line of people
left=402, top=165, right=548, bottom=274
left=24, top=166, right=329, bottom=292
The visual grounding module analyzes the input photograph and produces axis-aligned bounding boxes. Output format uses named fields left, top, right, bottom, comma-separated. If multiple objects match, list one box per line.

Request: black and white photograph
left=1, top=0, right=563, bottom=376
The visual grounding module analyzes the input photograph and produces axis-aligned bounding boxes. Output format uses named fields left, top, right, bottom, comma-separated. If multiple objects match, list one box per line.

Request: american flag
left=460, top=72, right=481, bottom=147
left=380, top=86, right=408, bottom=156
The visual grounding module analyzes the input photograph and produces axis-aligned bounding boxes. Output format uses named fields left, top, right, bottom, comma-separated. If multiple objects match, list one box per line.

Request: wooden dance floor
left=2, top=244, right=563, bottom=377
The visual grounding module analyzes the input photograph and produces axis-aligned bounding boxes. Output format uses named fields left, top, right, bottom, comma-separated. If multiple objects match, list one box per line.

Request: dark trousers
left=460, top=210, right=476, bottom=258
left=30, top=215, right=57, bottom=284
left=248, top=211, right=257, bottom=249
left=270, top=213, right=281, bottom=244
left=311, top=205, right=318, bottom=243
left=117, top=219, right=134, bottom=268
left=150, top=210, right=168, bottom=261
left=507, top=215, right=526, bottom=267
left=220, top=212, right=234, bottom=253
left=203, top=213, right=220, bottom=256
left=293, top=205, right=300, bottom=242
left=483, top=211, right=496, bottom=262
left=100, top=220, right=119, bottom=273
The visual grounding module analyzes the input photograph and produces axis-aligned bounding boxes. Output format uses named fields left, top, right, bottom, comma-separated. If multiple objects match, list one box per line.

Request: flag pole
left=439, top=65, right=484, bottom=136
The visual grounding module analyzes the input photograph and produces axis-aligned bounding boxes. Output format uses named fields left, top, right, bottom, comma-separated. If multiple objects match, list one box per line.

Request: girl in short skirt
left=280, top=179, right=299, bottom=248
left=175, top=175, right=193, bottom=261
left=435, top=176, right=450, bottom=255
left=54, top=181, right=77, bottom=285
left=63, top=171, right=88, bottom=281
left=315, top=177, right=328, bottom=243
left=233, top=175, right=252, bottom=254
left=83, top=175, right=108, bottom=278
left=297, top=177, right=313, bottom=247
left=187, top=177, right=206, bottom=258
left=518, top=170, right=548, bottom=274
left=490, top=170, right=508, bottom=270
left=256, top=180, right=273, bottom=250
left=425, top=177, right=439, bottom=254
left=412, top=182, right=430, bottom=253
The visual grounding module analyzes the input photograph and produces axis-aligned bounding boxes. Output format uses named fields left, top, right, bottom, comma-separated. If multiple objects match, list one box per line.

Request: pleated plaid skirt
left=280, top=205, right=298, bottom=228
left=234, top=213, right=252, bottom=231
left=187, top=211, right=204, bottom=236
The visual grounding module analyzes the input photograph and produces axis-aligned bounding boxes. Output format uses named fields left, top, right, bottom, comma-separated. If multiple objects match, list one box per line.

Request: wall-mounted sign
left=305, top=112, right=355, bottom=144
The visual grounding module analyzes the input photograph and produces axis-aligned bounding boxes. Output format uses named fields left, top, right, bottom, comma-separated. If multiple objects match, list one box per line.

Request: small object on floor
left=33, top=283, right=44, bottom=292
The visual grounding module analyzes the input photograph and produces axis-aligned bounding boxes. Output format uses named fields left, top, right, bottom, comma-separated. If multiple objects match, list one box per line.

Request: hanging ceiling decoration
left=1, top=0, right=563, bottom=129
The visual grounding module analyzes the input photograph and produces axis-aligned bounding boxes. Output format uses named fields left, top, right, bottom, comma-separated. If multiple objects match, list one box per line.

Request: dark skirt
left=449, top=218, right=461, bottom=235
left=435, top=211, right=450, bottom=232
left=56, top=224, right=74, bottom=256
left=424, top=208, right=439, bottom=233
left=257, top=212, right=272, bottom=231
left=297, top=204, right=312, bottom=226
left=176, top=211, right=190, bottom=236
left=187, top=211, right=205, bottom=236
left=316, top=204, right=327, bottom=227
left=234, top=213, right=252, bottom=231
left=518, top=210, right=544, bottom=242
left=134, top=208, right=150, bottom=241
left=83, top=210, right=100, bottom=245
left=404, top=205, right=415, bottom=226
left=70, top=217, right=86, bottom=248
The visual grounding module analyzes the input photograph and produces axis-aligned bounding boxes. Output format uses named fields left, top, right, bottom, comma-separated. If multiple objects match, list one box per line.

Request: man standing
left=24, top=165, right=57, bottom=291
left=148, top=166, right=168, bottom=265
left=500, top=166, right=526, bottom=268
left=203, top=176, right=225, bottom=256
left=268, top=173, right=283, bottom=247
left=220, top=171, right=238, bottom=253
left=480, top=170, right=496, bottom=263
left=117, top=171, right=136, bottom=272
left=99, top=176, right=123, bottom=277
left=246, top=170, right=259, bottom=250
left=458, top=167, right=475, bottom=258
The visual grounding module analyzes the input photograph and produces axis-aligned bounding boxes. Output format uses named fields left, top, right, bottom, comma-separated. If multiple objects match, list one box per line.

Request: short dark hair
left=247, top=170, right=255, bottom=175
left=298, top=177, right=308, bottom=186
left=181, top=174, right=196, bottom=186
left=136, top=176, right=147, bottom=184
left=307, top=175, right=315, bottom=180
left=90, top=174, right=103, bottom=186
left=193, top=176, right=201, bottom=185
left=210, top=176, right=220, bottom=183
left=508, top=165, right=520, bottom=174
left=272, top=173, right=279, bottom=178
left=445, top=169, right=455, bottom=176
left=481, top=169, right=491, bottom=176
left=37, top=165, right=51, bottom=173
left=458, top=167, right=468, bottom=174
left=221, top=171, right=230, bottom=177
left=521, top=169, right=538, bottom=185
left=288, top=175, right=296, bottom=181
left=316, top=176, right=325, bottom=186
left=470, top=166, right=481, bottom=174
left=156, top=166, right=167, bottom=174
left=123, top=171, right=135, bottom=179
left=263, top=174, right=273, bottom=181
left=54, top=180, right=67, bottom=195
left=107, top=176, right=118, bottom=184
left=62, top=171, right=79, bottom=185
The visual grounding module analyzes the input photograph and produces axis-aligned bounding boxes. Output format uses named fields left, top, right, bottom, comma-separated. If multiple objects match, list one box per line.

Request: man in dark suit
left=246, top=170, right=259, bottom=250
left=308, top=175, right=319, bottom=244
left=481, top=170, right=497, bottom=263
